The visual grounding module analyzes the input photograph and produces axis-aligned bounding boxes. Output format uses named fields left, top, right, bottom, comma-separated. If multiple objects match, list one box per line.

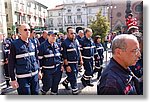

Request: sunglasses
left=70, top=33, right=76, bottom=35
left=24, top=29, right=31, bottom=31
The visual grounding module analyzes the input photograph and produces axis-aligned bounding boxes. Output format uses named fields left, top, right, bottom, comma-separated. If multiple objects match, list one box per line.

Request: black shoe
left=62, top=82, right=71, bottom=90
left=87, top=83, right=94, bottom=87
left=81, top=78, right=87, bottom=87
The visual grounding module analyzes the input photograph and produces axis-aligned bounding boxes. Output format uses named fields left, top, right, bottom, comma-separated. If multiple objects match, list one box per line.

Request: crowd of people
left=0, top=24, right=104, bottom=95
left=0, top=20, right=143, bottom=95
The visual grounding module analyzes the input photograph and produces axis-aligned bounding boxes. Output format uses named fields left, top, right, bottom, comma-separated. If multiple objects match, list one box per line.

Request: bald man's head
left=19, top=24, right=30, bottom=40
left=19, top=24, right=30, bottom=33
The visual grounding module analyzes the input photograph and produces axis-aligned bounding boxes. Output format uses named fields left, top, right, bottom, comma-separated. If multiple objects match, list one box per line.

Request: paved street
left=0, top=47, right=112, bottom=95
left=0, top=69, right=104, bottom=95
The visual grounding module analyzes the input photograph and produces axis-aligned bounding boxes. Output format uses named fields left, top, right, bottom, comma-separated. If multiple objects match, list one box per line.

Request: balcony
left=75, top=22, right=85, bottom=26
left=64, top=20, right=75, bottom=26
left=48, top=24, right=54, bottom=27
left=57, top=23, right=62, bottom=27
left=64, top=23, right=75, bottom=26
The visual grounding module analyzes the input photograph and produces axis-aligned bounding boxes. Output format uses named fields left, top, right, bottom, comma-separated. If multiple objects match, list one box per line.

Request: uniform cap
left=48, top=31, right=57, bottom=35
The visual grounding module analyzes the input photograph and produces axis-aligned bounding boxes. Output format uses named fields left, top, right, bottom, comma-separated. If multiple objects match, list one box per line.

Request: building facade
left=98, top=0, right=143, bottom=33
left=46, top=1, right=108, bottom=32
left=5, top=0, right=48, bottom=35
left=0, top=0, right=7, bottom=38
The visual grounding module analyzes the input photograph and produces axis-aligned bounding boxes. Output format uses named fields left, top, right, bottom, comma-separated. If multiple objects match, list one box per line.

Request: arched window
left=68, top=9, right=71, bottom=12
left=135, top=4, right=142, bottom=13
left=116, top=12, right=121, bottom=18
left=77, top=8, right=81, bottom=12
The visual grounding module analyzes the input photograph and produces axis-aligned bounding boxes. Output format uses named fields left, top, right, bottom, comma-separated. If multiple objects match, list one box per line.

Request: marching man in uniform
left=38, top=31, right=63, bottom=95
left=8, top=24, right=40, bottom=95
left=61, top=27, right=83, bottom=95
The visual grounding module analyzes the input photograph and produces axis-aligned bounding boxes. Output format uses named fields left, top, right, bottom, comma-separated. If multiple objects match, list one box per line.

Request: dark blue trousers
left=83, top=60, right=93, bottom=77
left=17, top=74, right=39, bottom=95
left=42, top=66, right=62, bottom=93
left=66, top=63, right=78, bottom=89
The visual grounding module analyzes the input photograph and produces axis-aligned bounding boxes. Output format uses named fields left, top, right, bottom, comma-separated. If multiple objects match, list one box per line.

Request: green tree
left=90, top=10, right=110, bottom=42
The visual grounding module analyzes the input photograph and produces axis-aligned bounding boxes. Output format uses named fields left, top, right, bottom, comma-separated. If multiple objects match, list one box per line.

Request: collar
left=20, top=38, right=30, bottom=44
left=46, top=39, right=57, bottom=48
left=111, top=58, right=130, bottom=74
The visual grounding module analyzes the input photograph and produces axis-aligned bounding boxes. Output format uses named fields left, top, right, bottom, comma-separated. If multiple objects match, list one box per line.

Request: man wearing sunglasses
left=97, top=34, right=141, bottom=95
left=61, top=27, right=83, bottom=95
left=8, top=24, right=40, bottom=95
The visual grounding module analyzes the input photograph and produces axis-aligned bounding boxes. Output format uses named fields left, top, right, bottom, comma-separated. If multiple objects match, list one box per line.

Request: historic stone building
left=5, top=0, right=48, bottom=35
left=46, top=1, right=108, bottom=32
left=0, top=0, right=7, bottom=38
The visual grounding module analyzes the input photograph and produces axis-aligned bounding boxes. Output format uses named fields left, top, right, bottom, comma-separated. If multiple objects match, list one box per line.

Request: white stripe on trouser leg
left=95, top=66, right=101, bottom=69
left=83, top=74, right=92, bottom=80
left=83, top=76, right=90, bottom=80
left=64, top=79, right=69, bottom=84
left=83, top=74, right=92, bottom=78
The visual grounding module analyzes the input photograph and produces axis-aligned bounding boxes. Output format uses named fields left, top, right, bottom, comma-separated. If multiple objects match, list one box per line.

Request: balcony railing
left=57, top=23, right=62, bottom=27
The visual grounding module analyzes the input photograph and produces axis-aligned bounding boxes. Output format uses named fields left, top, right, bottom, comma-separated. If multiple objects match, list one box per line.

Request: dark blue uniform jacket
left=8, top=38, right=39, bottom=81
left=38, top=40, right=61, bottom=72
left=97, top=58, right=137, bottom=95
left=61, top=38, right=80, bottom=63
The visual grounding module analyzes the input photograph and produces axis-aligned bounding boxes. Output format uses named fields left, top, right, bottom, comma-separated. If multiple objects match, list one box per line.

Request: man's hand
left=4, top=59, right=8, bottom=64
left=66, top=66, right=72, bottom=72
left=80, top=60, right=83, bottom=66
left=61, top=65, right=64, bottom=72
left=38, top=71, right=43, bottom=80
left=10, top=80, right=19, bottom=89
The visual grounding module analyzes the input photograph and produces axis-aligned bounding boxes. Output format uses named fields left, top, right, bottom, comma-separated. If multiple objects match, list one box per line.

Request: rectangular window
left=27, top=2, right=31, bottom=7
left=58, top=12, right=61, bottom=16
left=67, top=16, right=72, bottom=23
left=49, top=12, right=53, bottom=17
left=58, top=18, right=62, bottom=24
left=77, top=15, right=81, bottom=23
left=5, top=2, right=7, bottom=9
left=6, top=14, right=9, bottom=22
left=38, top=6, right=41, bottom=11
left=22, top=15, right=26, bottom=22
left=49, top=19, right=53, bottom=26
left=89, top=8, right=92, bottom=14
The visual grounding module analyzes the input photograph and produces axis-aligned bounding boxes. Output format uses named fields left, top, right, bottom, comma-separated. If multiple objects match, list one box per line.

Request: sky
left=36, top=0, right=97, bottom=9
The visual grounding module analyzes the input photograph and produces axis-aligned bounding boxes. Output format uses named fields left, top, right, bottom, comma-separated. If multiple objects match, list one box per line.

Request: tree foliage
left=90, top=10, right=110, bottom=42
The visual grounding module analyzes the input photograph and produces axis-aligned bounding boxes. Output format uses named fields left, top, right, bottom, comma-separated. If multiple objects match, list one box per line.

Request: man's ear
left=115, top=48, right=122, bottom=56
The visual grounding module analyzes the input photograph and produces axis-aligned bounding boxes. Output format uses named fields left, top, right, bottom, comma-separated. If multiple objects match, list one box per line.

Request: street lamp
left=105, top=4, right=116, bottom=65
left=107, top=5, right=116, bottom=33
